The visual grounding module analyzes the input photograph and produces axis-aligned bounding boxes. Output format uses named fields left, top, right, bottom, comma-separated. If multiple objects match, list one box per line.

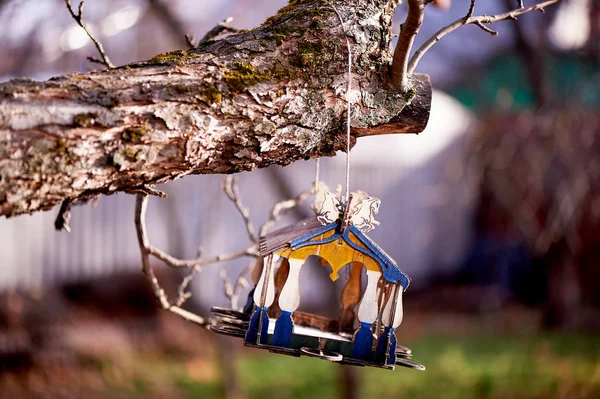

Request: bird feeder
left=211, top=191, right=424, bottom=371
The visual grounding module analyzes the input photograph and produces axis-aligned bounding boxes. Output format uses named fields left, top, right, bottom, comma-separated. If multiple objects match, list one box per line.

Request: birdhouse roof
left=260, top=218, right=411, bottom=290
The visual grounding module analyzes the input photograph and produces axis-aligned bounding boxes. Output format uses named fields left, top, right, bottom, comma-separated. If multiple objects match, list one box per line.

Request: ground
left=1, top=292, right=598, bottom=399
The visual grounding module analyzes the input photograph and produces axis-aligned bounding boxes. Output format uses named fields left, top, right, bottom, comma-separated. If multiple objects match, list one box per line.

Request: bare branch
left=184, top=34, right=196, bottom=49
left=223, top=176, right=258, bottom=244
left=221, top=262, right=253, bottom=310
left=134, top=194, right=207, bottom=326
left=199, top=17, right=238, bottom=45
left=466, top=0, right=476, bottom=18
left=175, top=267, right=198, bottom=307
left=259, top=186, right=313, bottom=237
left=123, top=186, right=167, bottom=198
left=474, top=21, right=499, bottom=36
left=407, top=0, right=560, bottom=75
left=54, top=199, right=72, bottom=232
left=148, top=245, right=257, bottom=269
left=64, top=0, right=115, bottom=69
left=391, top=0, right=425, bottom=91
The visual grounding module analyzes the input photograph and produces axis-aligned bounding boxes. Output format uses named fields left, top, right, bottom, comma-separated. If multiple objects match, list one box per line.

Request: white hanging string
left=326, top=3, right=353, bottom=205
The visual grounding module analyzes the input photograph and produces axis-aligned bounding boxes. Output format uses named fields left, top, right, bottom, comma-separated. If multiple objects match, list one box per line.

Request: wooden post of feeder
left=272, top=257, right=304, bottom=347
left=376, top=283, right=404, bottom=364
left=352, top=270, right=382, bottom=359
left=245, top=254, right=278, bottom=345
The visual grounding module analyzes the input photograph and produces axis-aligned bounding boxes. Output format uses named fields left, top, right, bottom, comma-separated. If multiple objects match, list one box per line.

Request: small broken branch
left=64, top=0, right=115, bottom=69
left=407, top=0, right=560, bottom=75
left=391, top=0, right=425, bottom=91
left=199, top=17, right=238, bottom=45
left=54, top=199, right=72, bottom=232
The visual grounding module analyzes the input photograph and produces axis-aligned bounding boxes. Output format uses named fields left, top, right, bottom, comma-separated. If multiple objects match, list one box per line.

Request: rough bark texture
left=0, top=0, right=431, bottom=218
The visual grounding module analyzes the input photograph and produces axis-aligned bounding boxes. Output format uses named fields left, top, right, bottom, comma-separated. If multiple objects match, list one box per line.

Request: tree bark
left=0, top=0, right=431, bottom=218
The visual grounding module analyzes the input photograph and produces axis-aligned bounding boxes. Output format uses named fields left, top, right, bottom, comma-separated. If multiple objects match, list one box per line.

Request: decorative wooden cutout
left=338, top=262, right=363, bottom=332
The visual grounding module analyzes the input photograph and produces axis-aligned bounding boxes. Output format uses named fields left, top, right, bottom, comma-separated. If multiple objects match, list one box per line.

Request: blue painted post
left=351, top=270, right=381, bottom=360
left=244, top=254, right=278, bottom=344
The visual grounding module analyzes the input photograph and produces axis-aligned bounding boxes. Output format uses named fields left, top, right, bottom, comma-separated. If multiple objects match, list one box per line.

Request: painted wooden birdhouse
left=210, top=190, right=424, bottom=371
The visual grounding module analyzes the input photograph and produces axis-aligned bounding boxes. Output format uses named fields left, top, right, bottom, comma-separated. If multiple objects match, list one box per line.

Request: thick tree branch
left=0, top=0, right=432, bottom=218
left=408, top=0, right=561, bottom=75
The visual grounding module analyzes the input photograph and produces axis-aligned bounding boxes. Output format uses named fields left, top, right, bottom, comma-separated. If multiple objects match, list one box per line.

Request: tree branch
left=407, top=0, right=560, bottom=75
left=134, top=167, right=314, bottom=315
left=135, top=194, right=207, bottom=325
left=198, top=17, right=239, bottom=45
left=0, top=0, right=432, bottom=218
left=64, top=0, right=115, bottom=69
left=391, top=0, right=425, bottom=92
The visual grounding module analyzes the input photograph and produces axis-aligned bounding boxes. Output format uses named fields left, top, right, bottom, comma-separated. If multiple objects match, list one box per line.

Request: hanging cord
left=313, top=3, right=352, bottom=204
left=314, top=157, right=321, bottom=192
left=328, top=3, right=353, bottom=205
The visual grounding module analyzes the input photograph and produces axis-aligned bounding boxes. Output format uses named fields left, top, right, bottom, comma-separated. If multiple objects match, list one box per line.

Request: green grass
left=223, top=333, right=599, bottom=399
left=70, top=332, right=600, bottom=398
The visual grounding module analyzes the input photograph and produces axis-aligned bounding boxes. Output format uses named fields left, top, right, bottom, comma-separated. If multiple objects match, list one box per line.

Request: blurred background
left=1, top=0, right=599, bottom=398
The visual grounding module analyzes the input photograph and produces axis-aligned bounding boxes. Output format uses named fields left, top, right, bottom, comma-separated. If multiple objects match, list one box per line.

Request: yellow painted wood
left=276, top=229, right=381, bottom=282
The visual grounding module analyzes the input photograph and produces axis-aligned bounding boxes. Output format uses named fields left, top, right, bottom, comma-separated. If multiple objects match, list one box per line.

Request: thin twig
left=135, top=194, right=206, bottom=325
left=54, top=199, right=72, bottom=232
left=134, top=193, right=260, bottom=325
left=407, top=0, right=560, bottom=75
left=259, top=187, right=313, bottom=237
left=184, top=34, right=196, bottom=49
left=134, top=171, right=315, bottom=321
left=175, top=267, right=199, bottom=307
left=223, top=176, right=258, bottom=244
left=390, top=0, right=425, bottom=91
left=466, top=0, right=476, bottom=18
left=199, top=17, right=238, bottom=45
left=123, top=186, right=167, bottom=198
left=64, top=0, right=115, bottom=69
left=148, top=245, right=258, bottom=269
left=474, top=21, right=499, bottom=36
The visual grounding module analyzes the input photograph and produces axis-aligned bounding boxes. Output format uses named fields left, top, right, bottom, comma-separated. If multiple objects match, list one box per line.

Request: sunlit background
left=0, top=0, right=599, bottom=398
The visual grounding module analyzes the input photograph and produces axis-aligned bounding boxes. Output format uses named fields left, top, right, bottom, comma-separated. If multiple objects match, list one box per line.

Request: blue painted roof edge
left=286, top=220, right=412, bottom=290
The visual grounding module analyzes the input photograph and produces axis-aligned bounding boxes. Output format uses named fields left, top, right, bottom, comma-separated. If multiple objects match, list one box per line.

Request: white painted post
left=353, top=270, right=381, bottom=359
left=277, top=258, right=304, bottom=313
left=253, top=254, right=279, bottom=308
left=272, top=257, right=304, bottom=347
left=247, top=254, right=279, bottom=345
left=382, top=286, right=403, bottom=328
left=357, top=270, right=381, bottom=324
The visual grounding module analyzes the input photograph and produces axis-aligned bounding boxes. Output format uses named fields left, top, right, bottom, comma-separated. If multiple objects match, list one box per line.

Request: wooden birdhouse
left=210, top=190, right=424, bottom=371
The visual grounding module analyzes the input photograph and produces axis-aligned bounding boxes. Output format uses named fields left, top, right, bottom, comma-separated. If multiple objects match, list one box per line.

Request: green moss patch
left=201, top=87, right=222, bottom=105
left=147, top=50, right=199, bottom=66
left=73, top=112, right=100, bottom=128
left=122, top=126, right=147, bottom=142
left=224, top=62, right=269, bottom=93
